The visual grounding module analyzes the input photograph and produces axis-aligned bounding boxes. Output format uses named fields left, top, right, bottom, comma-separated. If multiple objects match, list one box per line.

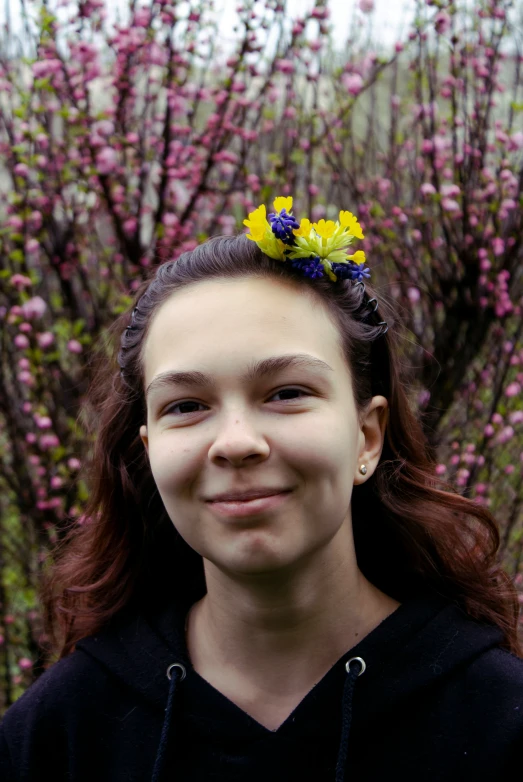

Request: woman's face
left=140, top=276, right=387, bottom=578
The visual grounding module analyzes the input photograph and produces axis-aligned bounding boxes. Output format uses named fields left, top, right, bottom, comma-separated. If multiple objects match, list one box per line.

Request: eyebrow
left=145, top=353, right=334, bottom=403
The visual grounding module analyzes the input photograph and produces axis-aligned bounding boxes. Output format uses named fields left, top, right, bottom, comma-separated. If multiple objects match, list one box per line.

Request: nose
left=207, top=407, right=270, bottom=466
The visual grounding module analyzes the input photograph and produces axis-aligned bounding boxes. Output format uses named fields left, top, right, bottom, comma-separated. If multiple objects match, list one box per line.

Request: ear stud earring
left=359, top=465, right=367, bottom=475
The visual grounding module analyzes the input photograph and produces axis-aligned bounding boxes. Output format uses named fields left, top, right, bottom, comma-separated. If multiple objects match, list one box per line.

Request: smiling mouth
left=206, top=491, right=292, bottom=518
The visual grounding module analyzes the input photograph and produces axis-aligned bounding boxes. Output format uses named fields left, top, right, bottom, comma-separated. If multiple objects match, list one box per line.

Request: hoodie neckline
left=76, top=585, right=504, bottom=724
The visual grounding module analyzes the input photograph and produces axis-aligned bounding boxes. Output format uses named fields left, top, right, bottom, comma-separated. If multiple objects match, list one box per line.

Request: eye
left=161, top=387, right=309, bottom=417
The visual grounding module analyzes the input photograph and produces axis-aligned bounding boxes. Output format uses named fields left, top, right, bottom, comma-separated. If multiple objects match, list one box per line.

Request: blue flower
left=331, top=262, right=371, bottom=281
left=290, top=255, right=325, bottom=279
left=268, top=208, right=300, bottom=245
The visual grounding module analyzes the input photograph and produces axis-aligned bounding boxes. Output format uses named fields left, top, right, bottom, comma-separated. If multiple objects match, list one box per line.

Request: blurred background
left=0, top=0, right=522, bottom=714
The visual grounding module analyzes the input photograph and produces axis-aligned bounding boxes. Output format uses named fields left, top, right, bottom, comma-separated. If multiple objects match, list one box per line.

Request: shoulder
left=1, top=647, right=111, bottom=733
left=466, top=646, right=523, bottom=689
left=0, top=650, right=114, bottom=780
left=463, top=646, right=523, bottom=727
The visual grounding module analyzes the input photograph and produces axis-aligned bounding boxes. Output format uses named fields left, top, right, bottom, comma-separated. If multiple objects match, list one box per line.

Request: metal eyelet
left=377, top=321, right=389, bottom=335
left=167, top=663, right=186, bottom=681
left=366, top=297, right=379, bottom=313
left=345, top=656, right=366, bottom=676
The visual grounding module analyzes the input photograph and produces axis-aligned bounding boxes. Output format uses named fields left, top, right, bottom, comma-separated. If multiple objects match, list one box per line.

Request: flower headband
left=243, top=196, right=371, bottom=283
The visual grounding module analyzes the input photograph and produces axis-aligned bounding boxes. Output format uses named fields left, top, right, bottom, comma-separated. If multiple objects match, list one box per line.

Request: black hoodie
left=1, top=584, right=522, bottom=781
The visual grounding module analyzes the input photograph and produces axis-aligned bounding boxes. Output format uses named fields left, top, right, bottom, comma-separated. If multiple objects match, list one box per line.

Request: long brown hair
left=40, top=234, right=522, bottom=661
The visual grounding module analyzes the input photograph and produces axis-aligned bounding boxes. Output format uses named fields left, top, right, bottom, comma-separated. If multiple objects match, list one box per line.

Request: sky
left=1, top=0, right=418, bottom=50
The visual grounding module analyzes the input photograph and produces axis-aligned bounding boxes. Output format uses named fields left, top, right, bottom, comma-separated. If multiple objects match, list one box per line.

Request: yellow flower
left=339, top=210, right=364, bottom=239
left=347, top=250, right=366, bottom=266
left=313, top=219, right=336, bottom=239
left=273, top=196, right=293, bottom=213
left=293, top=218, right=313, bottom=237
left=244, top=204, right=269, bottom=241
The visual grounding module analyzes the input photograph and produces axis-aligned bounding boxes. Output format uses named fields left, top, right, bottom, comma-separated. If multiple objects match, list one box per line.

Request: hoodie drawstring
left=152, top=656, right=365, bottom=782
left=151, top=663, right=186, bottom=782
left=335, top=656, right=366, bottom=781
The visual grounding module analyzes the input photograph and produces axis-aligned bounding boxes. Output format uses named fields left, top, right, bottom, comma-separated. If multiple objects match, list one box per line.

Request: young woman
left=1, top=198, right=522, bottom=781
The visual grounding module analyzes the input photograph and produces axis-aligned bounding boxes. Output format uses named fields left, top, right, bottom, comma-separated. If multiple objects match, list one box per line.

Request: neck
left=185, top=531, right=400, bottom=698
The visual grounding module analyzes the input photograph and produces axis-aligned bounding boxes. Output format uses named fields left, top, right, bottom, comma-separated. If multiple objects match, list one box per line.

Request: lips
left=206, top=488, right=291, bottom=503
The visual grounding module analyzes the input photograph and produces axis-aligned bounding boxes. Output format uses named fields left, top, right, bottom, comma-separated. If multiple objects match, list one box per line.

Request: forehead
left=141, top=276, right=346, bottom=385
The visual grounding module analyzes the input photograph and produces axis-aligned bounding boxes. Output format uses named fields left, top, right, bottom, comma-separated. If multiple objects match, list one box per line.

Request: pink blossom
left=39, top=434, right=60, bottom=450
left=441, top=184, right=460, bottom=198
left=33, top=59, right=62, bottom=79
left=67, top=339, right=83, bottom=354
left=509, top=411, right=523, bottom=425
left=420, top=183, right=436, bottom=196
left=505, top=382, right=521, bottom=398
left=28, top=211, right=43, bottom=230
left=67, top=458, right=82, bottom=470
left=163, top=213, right=178, bottom=228
left=435, top=464, right=446, bottom=475
left=21, top=296, right=47, bottom=319
left=475, top=483, right=487, bottom=494
left=275, top=59, right=295, bottom=74
left=492, top=238, right=504, bottom=256
left=509, top=132, right=523, bottom=150
left=123, top=218, right=137, bottom=236
left=344, top=74, right=363, bottom=96
left=92, top=120, right=114, bottom=138
left=14, top=334, right=30, bottom=349
left=496, top=426, right=514, bottom=445
left=50, top=476, right=63, bottom=489
left=13, top=163, right=29, bottom=177
left=407, top=288, right=420, bottom=303
left=35, top=416, right=52, bottom=430
left=484, top=424, right=494, bottom=437
left=95, top=147, right=118, bottom=175
left=18, top=370, right=35, bottom=386
left=18, top=657, right=33, bottom=671
left=8, top=215, right=24, bottom=230
left=37, top=331, right=54, bottom=348
left=358, top=0, right=374, bottom=12
left=442, top=198, right=460, bottom=212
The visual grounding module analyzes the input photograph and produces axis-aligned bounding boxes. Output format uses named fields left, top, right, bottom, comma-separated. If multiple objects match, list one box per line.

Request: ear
left=353, top=396, right=388, bottom=485
left=140, top=424, right=149, bottom=455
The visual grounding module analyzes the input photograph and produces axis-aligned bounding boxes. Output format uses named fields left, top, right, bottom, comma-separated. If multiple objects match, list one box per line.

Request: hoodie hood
left=76, top=586, right=505, bottom=781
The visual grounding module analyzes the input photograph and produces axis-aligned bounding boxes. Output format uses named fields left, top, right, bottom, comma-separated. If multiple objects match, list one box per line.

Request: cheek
left=286, top=411, right=357, bottom=473
left=147, top=435, right=200, bottom=495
